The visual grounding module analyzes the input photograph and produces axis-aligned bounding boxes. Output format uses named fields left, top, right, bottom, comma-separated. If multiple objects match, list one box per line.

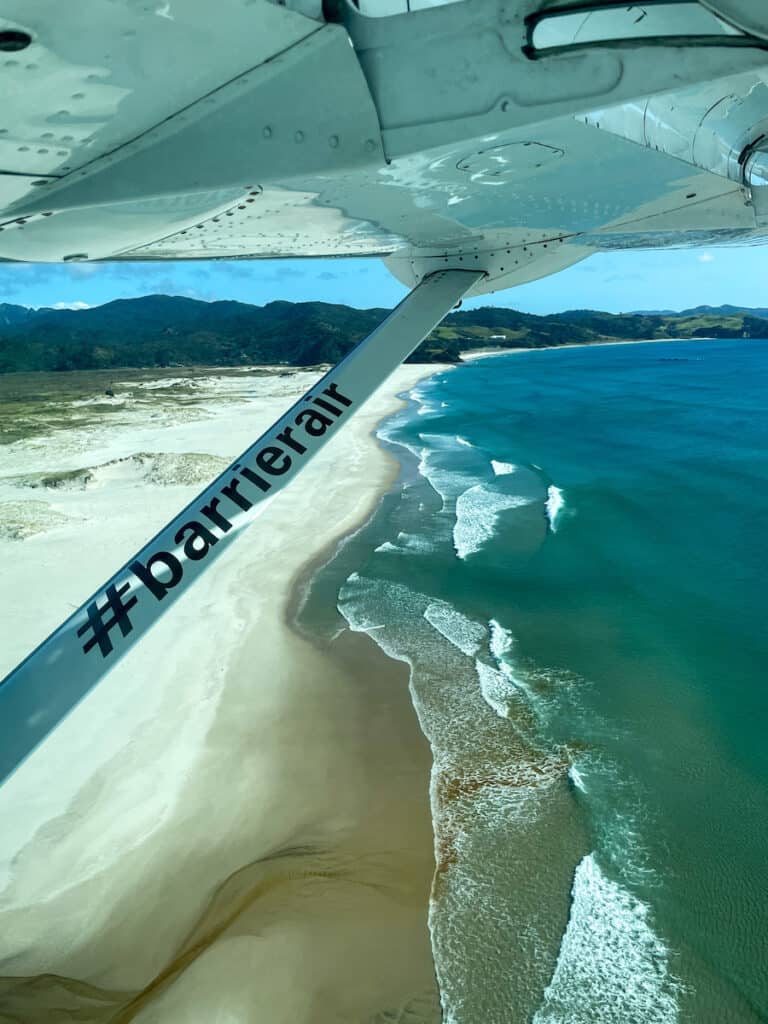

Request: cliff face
left=0, top=297, right=765, bottom=373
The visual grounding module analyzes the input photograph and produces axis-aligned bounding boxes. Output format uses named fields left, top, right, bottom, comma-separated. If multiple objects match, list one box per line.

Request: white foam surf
left=489, top=618, right=514, bottom=662
left=474, top=660, right=519, bottom=719
left=418, top=448, right=471, bottom=511
left=454, top=484, right=531, bottom=559
left=375, top=531, right=433, bottom=555
left=408, top=386, right=440, bottom=417
left=545, top=485, right=566, bottom=533
left=487, top=618, right=535, bottom=707
left=533, top=854, right=683, bottom=1024
left=491, top=460, right=518, bottom=476
left=456, top=436, right=473, bottom=448
left=568, top=765, right=587, bottom=794
left=424, top=602, right=486, bottom=659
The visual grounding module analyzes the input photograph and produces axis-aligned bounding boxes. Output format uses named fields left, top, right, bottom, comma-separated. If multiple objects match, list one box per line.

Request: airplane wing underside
left=1, top=0, right=768, bottom=296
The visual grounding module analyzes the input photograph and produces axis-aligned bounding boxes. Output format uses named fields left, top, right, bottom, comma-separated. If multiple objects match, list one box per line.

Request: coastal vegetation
left=0, top=296, right=765, bottom=373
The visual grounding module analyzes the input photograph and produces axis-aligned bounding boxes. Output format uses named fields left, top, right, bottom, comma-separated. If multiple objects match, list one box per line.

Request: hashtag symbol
left=76, top=581, right=138, bottom=658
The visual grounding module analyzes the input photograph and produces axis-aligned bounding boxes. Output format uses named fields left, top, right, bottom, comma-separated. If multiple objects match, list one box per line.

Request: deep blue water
left=306, top=338, right=768, bottom=1023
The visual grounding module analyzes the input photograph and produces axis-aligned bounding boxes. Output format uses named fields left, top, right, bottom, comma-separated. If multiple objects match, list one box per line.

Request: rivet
left=262, top=126, right=272, bottom=139
left=295, top=130, right=304, bottom=143
left=42, top=211, right=53, bottom=216
left=25, top=63, right=37, bottom=70
left=40, top=132, right=54, bottom=139
left=37, top=148, right=48, bottom=154
left=329, top=134, right=339, bottom=149
left=71, top=92, right=85, bottom=100
left=63, top=252, right=88, bottom=261
left=30, top=179, right=49, bottom=186
left=0, top=30, right=32, bottom=52
left=57, top=109, right=69, bottom=117
left=18, top=145, right=29, bottom=152
left=500, top=100, right=510, bottom=112
left=61, top=135, right=74, bottom=142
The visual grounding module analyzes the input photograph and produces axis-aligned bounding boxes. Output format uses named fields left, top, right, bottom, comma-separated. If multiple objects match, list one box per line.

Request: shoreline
left=315, top=360, right=592, bottom=1022
left=282, top=377, right=420, bottom=632
left=460, top=334, right=720, bottom=360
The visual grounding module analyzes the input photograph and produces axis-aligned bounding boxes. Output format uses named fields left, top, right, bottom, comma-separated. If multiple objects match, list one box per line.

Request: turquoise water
left=302, top=339, right=768, bottom=1023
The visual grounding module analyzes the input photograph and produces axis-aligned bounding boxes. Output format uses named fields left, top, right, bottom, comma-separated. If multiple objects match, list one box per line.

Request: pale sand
left=0, top=364, right=443, bottom=1023
left=461, top=335, right=711, bottom=361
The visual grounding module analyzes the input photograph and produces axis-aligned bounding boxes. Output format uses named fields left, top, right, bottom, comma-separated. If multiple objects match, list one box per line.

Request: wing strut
left=0, top=269, right=483, bottom=784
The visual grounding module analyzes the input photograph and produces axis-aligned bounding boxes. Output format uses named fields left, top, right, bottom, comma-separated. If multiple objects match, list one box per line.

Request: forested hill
left=0, top=295, right=765, bottom=373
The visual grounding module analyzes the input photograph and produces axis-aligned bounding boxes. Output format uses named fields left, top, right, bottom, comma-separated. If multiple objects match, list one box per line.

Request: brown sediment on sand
left=0, top=364, right=445, bottom=1023
left=430, top=750, right=572, bottom=882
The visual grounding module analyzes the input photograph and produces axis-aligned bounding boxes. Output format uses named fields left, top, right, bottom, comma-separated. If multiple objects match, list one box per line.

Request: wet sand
left=0, top=364, right=443, bottom=1022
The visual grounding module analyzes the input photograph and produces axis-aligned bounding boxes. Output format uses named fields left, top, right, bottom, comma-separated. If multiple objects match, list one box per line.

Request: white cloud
left=697, top=252, right=715, bottom=263
left=51, top=300, right=91, bottom=310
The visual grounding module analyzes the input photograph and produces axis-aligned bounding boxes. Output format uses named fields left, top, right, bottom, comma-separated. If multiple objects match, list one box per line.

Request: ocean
left=300, top=339, right=768, bottom=1023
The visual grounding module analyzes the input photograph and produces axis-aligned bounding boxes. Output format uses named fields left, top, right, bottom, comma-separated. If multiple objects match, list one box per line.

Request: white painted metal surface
left=0, top=0, right=318, bottom=179
left=2, top=0, right=768, bottom=296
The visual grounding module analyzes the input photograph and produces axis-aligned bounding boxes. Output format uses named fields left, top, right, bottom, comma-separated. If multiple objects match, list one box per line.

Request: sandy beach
left=460, top=334, right=719, bottom=361
left=0, top=363, right=443, bottom=1022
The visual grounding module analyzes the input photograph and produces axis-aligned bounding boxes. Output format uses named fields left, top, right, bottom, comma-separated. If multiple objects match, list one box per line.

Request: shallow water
left=302, top=339, right=768, bottom=1023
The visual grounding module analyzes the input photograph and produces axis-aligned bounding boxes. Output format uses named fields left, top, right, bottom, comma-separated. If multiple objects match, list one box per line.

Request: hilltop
left=0, top=296, right=764, bottom=373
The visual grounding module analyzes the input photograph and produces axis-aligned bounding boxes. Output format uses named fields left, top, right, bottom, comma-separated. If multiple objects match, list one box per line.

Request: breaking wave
left=568, top=765, right=588, bottom=794
left=533, top=854, right=683, bottom=1024
left=474, top=660, right=519, bottom=719
left=375, top=531, right=434, bottom=556
left=424, top=602, right=486, bottom=659
left=454, top=484, right=532, bottom=559
left=545, top=485, right=566, bottom=533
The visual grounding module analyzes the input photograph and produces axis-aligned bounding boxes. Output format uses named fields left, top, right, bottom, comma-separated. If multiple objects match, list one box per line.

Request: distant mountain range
left=629, top=304, right=768, bottom=318
left=0, top=296, right=765, bottom=373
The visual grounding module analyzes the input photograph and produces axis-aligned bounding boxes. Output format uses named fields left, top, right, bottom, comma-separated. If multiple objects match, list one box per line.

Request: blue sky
left=0, top=244, right=765, bottom=314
